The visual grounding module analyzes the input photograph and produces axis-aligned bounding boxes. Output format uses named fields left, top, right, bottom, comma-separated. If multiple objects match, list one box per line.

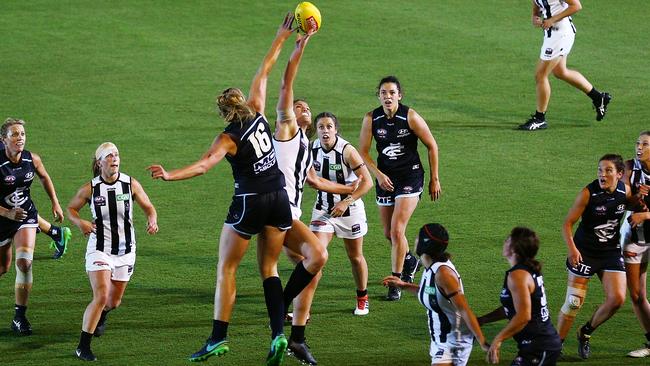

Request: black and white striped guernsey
left=88, top=173, right=135, bottom=255
left=273, top=128, right=312, bottom=209
left=311, top=136, right=355, bottom=215
left=629, top=158, right=650, bottom=244
left=417, top=261, right=466, bottom=344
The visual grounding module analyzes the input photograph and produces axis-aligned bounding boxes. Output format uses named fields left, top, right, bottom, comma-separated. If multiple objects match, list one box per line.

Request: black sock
left=264, top=276, right=285, bottom=339
left=535, top=111, right=546, bottom=121
left=290, top=325, right=306, bottom=343
left=581, top=321, right=595, bottom=335
left=392, top=272, right=401, bottom=278
left=210, top=320, right=229, bottom=342
left=78, top=331, right=93, bottom=350
left=356, top=289, right=368, bottom=298
left=47, top=226, right=62, bottom=242
left=587, top=87, right=601, bottom=103
left=645, top=331, right=650, bottom=343
left=97, top=309, right=111, bottom=327
left=283, top=261, right=315, bottom=314
left=14, top=304, right=26, bottom=319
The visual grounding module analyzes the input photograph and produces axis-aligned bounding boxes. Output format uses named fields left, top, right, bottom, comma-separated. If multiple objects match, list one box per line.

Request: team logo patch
left=4, top=175, right=15, bottom=183
left=351, top=224, right=361, bottom=233
left=545, top=48, right=553, bottom=56
left=313, top=161, right=321, bottom=171
left=24, top=172, right=34, bottom=181
left=93, top=261, right=110, bottom=267
left=311, top=220, right=327, bottom=226
left=27, top=218, right=36, bottom=224
left=127, top=265, right=134, bottom=274
left=617, top=204, right=626, bottom=212
left=397, top=128, right=410, bottom=137
left=94, top=196, right=107, bottom=206
left=403, top=186, right=413, bottom=193
left=329, top=164, right=342, bottom=170
left=424, top=285, right=436, bottom=295
left=376, top=128, right=387, bottom=138
left=595, top=205, right=606, bottom=214
left=412, top=164, right=420, bottom=170
left=116, top=193, right=130, bottom=201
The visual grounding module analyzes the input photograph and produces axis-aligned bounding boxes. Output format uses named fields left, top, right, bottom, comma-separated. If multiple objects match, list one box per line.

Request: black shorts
left=375, top=171, right=424, bottom=206
left=566, top=250, right=625, bottom=277
left=0, top=208, right=38, bottom=245
left=511, top=349, right=560, bottom=366
left=224, top=189, right=292, bottom=237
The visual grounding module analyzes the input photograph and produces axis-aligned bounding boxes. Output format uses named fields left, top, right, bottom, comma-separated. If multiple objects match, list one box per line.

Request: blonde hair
left=1, top=118, right=25, bottom=138
left=92, top=142, right=119, bottom=177
left=216, top=88, right=255, bottom=124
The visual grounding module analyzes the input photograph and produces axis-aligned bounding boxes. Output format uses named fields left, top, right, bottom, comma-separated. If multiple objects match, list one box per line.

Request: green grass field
left=1, top=1, right=649, bottom=365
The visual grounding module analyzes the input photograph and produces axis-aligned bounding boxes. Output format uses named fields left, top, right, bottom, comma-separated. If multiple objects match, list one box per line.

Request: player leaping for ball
left=519, top=0, right=612, bottom=131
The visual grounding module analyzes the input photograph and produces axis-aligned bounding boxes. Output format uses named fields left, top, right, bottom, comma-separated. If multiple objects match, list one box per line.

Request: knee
left=311, top=246, right=328, bottom=270
left=348, top=253, right=364, bottom=267
left=607, top=293, right=626, bottom=309
left=15, top=259, right=32, bottom=273
left=94, top=292, right=110, bottom=306
left=389, top=226, right=405, bottom=243
left=561, top=287, right=586, bottom=317
left=552, top=68, right=567, bottom=80
left=535, top=70, right=547, bottom=83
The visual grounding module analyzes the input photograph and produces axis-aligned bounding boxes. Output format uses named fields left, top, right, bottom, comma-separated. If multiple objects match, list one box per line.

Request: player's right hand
left=4, top=207, right=27, bottom=222
left=147, top=165, right=170, bottom=181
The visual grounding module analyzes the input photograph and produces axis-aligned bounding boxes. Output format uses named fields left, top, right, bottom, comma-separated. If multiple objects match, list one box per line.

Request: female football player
left=68, top=142, right=158, bottom=361
left=383, top=223, right=488, bottom=366
left=620, top=131, right=650, bottom=358
left=555, top=154, right=630, bottom=359
left=148, top=14, right=307, bottom=366
left=479, top=227, right=562, bottom=365
left=519, top=0, right=611, bottom=130
left=359, top=76, right=441, bottom=301
left=0, top=118, right=65, bottom=336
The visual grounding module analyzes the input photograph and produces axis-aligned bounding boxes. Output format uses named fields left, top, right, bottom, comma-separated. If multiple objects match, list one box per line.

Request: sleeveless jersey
left=500, top=264, right=561, bottom=352
left=629, top=158, right=650, bottom=244
left=311, top=136, right=356, bottom=216
left=88, top=173, right=136, bottom=255
left=224, top=113, right=285, bottom=195
left=417, top=260, right=469, bottom=344
left=371, top=104, right=423, bottom=177
left=273, top=128, right=312, bottom=209
left=533, top=0, right=576, bottom=37
left=573, top=180, right=627, bottom=257
left=0, top=148, right=37, bottom=216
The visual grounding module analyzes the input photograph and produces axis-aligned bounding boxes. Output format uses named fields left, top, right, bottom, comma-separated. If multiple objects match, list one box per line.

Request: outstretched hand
left=277, top=12, right=297, bottom=40
left=147, top=165, right=170, bottom=181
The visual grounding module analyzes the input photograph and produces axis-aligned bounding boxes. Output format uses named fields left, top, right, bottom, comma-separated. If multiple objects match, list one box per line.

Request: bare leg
left=343, top=237, right=368, bottom=292
left=14, top=228, right=36, bottom=306
left=557, top=274, right=589, bottom=340
left=588, top=271, right=626, bottom=328
left=214, top=225, right=251, bottom=322
left=82, top=270, right=112, bottom=333
left=552, top=56, right=593, bottom=93
left=535, top=57, right=563, bottom=113
left=388, top=197, right=419, bottom=274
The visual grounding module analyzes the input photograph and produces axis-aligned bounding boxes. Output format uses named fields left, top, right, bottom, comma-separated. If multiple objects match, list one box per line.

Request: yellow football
left=295, top=2, right=321, bottom=33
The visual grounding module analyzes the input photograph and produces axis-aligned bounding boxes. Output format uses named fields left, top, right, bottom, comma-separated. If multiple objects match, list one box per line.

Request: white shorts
left=85, top=250, right=136, bottom=281
left=309, top=202, right=368, bottom=240
left=623, top=242, right=649, bottom=264
left=539, top=30, right=574, bottom=60
left=430, top=335, right=474, bottom=366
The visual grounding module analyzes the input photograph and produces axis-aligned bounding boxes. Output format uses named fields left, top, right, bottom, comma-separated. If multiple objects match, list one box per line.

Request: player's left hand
left=487, top=341, right=501, bottom=364
left=52, top=203, right=64, bottom=223
left=541, top=18, right=554, bottom=30
left=629, top=212, right=650, bottom=228
left=382, top=275, right=403, bottom=288
left=147, top=219, right=159, bottom=234
left=429, top=179, right=441, bottom=201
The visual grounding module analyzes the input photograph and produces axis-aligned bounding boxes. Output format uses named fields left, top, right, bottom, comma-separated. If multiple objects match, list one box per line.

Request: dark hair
left=599, top=153, right=625, bottom=173
left=314, top=111, right=340, bottom=132
left=416, top=223, right=451, bottom=263
left=509, top=227, right=541, bottom=272
left=376, top=75, right=402, bottom=96
left=640, top=130, right=650, bottom=138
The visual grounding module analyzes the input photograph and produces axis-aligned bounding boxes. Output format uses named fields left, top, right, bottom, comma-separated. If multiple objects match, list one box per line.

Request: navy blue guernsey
left=573, top=180, right=627, bottom=257
left=224, top=113, right=286, bottom=195
left=629, top=159, right=650, bottom=243
left=0, top=148, right=37, bottom=216
left=500, top=264, right=561, bottom=352
left=371, top=104, right=423, bottom=177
